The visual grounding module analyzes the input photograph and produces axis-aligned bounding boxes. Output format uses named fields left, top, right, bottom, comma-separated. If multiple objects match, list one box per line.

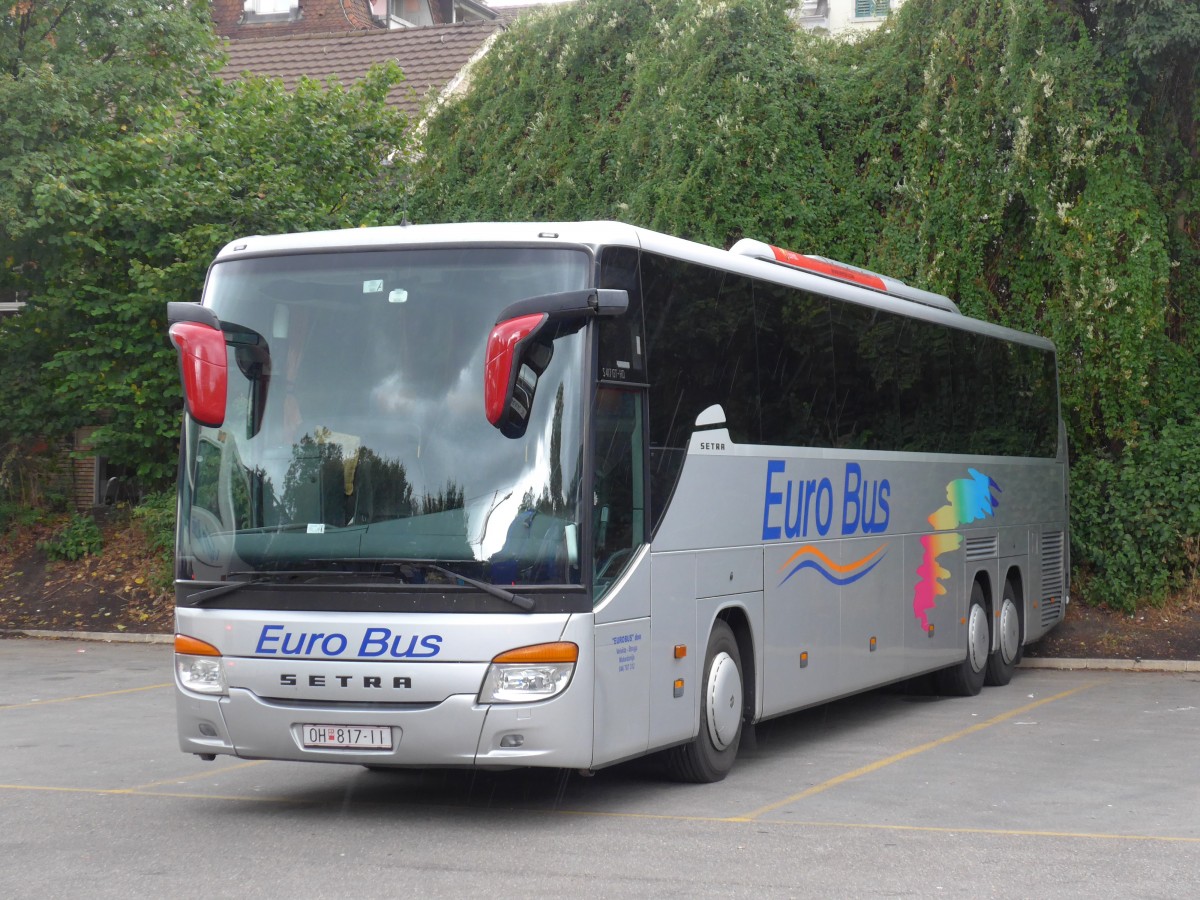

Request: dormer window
left=243, top=0, right=301, bottom=23
left=387, top=0, right=433, bottom=28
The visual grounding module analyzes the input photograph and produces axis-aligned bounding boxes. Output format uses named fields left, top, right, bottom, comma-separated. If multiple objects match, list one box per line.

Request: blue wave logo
left=778, top=543, right=889, bottom=586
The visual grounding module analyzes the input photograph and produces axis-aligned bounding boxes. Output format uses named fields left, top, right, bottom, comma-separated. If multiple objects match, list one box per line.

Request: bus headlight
left=175, top=634, right=228, bottom=696
left=479, top=642, right=577, bottom=704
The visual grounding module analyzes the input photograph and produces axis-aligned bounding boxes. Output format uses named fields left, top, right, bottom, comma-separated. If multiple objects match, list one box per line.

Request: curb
left=4, top=629, right=1198, bottom=672
left=3, top=629, right=173, bottom=645
left=1019, top=656, right=1200, bottom=673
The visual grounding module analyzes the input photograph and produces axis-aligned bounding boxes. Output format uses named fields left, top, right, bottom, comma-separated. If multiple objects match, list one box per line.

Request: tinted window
left=757, top=287, right=1057, bottom=458
left=597, top=247, right=646, bottom=385
left=624, top=251, right=1058, bottom=532
left=755, top=279, right=835, bottom=447
left=639, top=253, right=757, bottom=530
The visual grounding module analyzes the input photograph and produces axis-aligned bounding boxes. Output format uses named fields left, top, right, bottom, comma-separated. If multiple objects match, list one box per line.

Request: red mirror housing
left=483, top=289, right=627, bottom=438
left=484, top=313, right=548, bottom=431
left=169, top=321, right=228, bottom=427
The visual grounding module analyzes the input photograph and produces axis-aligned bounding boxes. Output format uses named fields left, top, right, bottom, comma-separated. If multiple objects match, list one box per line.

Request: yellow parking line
left=554, top=807, right=1198, bottom=843
left=750, top=818, right=1200, bottom=844
left=0, top=683, right=172, bottom=711
left=0, top=784, right=127, bottom=796
left=0, top=783, right=294, bottom=804
left=4, top=778, right=1193, bottom=845
left=129, top=760, right=266, bottom=791
left=0, top=760, right=267, bottom=798
left=731, top=682, right=1099, bottom=822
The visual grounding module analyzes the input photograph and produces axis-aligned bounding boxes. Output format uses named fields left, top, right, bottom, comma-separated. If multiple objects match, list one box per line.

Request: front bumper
left=176, top=682, right=594, bottom=770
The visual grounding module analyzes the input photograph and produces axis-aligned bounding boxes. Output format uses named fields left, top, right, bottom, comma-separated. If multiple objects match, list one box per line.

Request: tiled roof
left=220, top=21, right=505, bottom=120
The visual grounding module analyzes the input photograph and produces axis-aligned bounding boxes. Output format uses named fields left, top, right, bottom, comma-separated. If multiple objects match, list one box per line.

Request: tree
left=408, top=0, right=1200, bottom=608
left=1, top=0, right=219, bottom=292
left=0, top=65, right=414, bottom=484
left=412, top=0, right=825, bottom=248
left=1087, top=0, right=1200, bottom=349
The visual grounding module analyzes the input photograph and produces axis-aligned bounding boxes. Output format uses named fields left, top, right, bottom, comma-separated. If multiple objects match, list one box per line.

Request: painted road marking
left=731, top=682, right=1099, bottom=822
left=1, top=778, right=1196, bottom=844
left=0, top=683, right=172, bottom=711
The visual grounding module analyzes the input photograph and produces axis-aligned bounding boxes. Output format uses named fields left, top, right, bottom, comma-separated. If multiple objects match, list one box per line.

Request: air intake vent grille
left=964, top=534, right=998, bottom=562
left=1040, top=531, right=1065, bottom=627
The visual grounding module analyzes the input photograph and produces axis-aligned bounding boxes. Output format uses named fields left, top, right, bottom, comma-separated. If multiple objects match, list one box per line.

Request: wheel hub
left=706, top=651, right=742, bottom=751
left=968, top=603, right=989, bottom=673
left=999, top=597, right=1020, bottom=664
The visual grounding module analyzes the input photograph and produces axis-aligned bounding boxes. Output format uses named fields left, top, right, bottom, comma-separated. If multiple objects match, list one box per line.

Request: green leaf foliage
left=1071, top=421, right=1200, bottom=613
left=132, top=489, right=177, bottom=591
left=0, top=0, right=1194, bottom=608
left=416, top=0, right=826, bottom=246
left=1, top=0, right=220, bottom=284
left=38, top=512, right=103, bottom=561
left=409, top=0, right=1198, bottom=607
left=0, top=64, right=413, bottom=484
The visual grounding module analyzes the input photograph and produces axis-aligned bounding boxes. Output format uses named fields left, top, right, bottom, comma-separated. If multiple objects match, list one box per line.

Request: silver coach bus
left=168, top=222, right=1067, bottom=782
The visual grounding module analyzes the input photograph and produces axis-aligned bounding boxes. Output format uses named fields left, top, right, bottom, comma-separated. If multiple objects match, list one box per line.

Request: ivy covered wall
left=411, top=0, right=1199, bottom=609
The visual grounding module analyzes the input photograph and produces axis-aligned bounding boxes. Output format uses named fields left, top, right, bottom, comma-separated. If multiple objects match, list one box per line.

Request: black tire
left=664, top=620, right=744, bottom=783
left=985, top=580, right=1022, bottom=686
left=935, top=581, right=989, bottom=697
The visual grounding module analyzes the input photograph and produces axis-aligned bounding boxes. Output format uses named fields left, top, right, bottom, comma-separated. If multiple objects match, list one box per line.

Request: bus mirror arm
left=590, top=288, right=629, bottom=316
left=167, top=301, right=221, bottom=331
left=493, top=288, right=628, bottom=324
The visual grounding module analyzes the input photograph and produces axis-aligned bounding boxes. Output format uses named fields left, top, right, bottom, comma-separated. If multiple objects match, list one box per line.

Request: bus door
left=590, top=250, right=653, bottom=766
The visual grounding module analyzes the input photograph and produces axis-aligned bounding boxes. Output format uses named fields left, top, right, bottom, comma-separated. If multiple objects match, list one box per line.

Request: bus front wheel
left=665, top=620, right=743, bottom=783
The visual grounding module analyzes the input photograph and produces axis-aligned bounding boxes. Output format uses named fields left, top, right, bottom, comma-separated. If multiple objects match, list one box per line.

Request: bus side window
left=598, top=246, right=646, bottom=384
left=640, top=252, right=756, bottom=532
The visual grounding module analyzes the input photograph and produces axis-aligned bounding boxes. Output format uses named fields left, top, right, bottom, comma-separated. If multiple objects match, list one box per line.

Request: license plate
left=302, top=725, right=392, bottom=749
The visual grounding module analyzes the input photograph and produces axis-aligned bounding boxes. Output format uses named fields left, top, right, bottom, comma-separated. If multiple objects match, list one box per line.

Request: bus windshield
left=179, top=247, right=590, bottom=589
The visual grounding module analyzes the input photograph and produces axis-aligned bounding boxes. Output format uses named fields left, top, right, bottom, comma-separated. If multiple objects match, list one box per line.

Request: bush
left=132, top=491, right=175, bottom=556
left=0, top=499, right=41, bottom=533
left=1070, top=421, right=1200, bottom=612
left=38, top=512, right=104, bottom=561
left=132, top=491, right=177, bottom=592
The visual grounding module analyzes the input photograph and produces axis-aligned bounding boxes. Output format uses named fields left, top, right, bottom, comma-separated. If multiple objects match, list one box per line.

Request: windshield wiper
left=185, top=561, right=537, bottom=612
left=183, top=572, right=274, bottom=605
left=419, top=562, right=536, bottom=612
left=311, top=558, right=536, bottom=613
left=182, top=568, right=375, bottom=605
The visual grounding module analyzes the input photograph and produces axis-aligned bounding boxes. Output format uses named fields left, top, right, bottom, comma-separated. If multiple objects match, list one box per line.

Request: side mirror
left=484, top=313, right=554, bottom=439
left=484, top=289, right=628, bottom=439
left=167, top=302, right=227, bottom=427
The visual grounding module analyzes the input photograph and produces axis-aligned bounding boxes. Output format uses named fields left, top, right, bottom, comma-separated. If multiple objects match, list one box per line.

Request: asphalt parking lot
left=2, top=636, right=1197, bottom=898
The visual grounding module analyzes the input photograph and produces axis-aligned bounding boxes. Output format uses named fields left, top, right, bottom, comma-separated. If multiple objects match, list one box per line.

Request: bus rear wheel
left=985, top=580, right=1022, bottom=686
left=935, top=582, right=989, bottom=697
left=665, top=620, right=743, bottom=783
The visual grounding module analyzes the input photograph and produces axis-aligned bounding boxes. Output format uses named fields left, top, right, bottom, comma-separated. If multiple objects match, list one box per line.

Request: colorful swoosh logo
left=778, top=543, right=889, bottom=586
left=912, top=468, right=1001, bottom=630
